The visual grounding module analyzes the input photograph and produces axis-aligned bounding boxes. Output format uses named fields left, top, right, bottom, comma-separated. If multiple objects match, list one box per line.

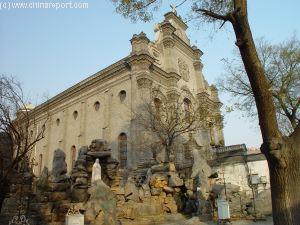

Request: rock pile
left=71, top=146, right=89, bottom=202
left=84, top=180, right=118, bottom=225
left=247, top=189, right=272, bottom=217
left=32, top=149, right=71, bottom=224
left=210, top=183, right=272, bottom=219
left=1, top=139, right=216, bottom=225
left=70, top=139, right=119, bottom=204
left=115, top=161, right=210, bottom=223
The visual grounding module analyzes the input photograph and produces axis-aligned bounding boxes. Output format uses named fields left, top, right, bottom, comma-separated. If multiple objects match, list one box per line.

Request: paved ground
left=179, top=217, right=273, bottom=225
left=225, top=218, right=273, bottom=225
left=121, top=215, right=274, bottom=225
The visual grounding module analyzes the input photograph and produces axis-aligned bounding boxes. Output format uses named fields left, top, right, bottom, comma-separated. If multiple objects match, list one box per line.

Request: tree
left=110, top=1, right=300, bottom=224
left=0, top=75, right=47, bottom=211
left=134, top=90, right=222, bottom=163
left=218, top=37, right=300, bottom=135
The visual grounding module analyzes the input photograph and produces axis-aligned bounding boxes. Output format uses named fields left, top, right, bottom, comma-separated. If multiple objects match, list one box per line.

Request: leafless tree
left=134, top=90, right=222, bottom=162
left=218, top=37, right=300, bottom=135
left=0, top=75, right=47, bottom=211
left=110, top=1, right=300, bottom=224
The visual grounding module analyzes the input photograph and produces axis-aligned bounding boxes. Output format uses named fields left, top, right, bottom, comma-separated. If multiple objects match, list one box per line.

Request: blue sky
left=1, top=0, right=299, bottom=148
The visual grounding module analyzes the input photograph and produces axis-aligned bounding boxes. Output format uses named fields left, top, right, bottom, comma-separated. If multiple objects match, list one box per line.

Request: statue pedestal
left=65, top=214, right=84, bottom=225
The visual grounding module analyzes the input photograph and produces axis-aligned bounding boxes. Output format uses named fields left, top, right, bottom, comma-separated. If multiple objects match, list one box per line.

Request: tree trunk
left=265, top=134, right=300, bottom=225
left=165, top=145, right=171, bottom=162
left=231, top=0, right=280, bottom=141
left=229, top=1, right=300, bottom=224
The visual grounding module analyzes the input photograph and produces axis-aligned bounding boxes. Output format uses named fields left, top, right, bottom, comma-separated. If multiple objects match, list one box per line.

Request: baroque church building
left=30, top=12, right=224, bottom=175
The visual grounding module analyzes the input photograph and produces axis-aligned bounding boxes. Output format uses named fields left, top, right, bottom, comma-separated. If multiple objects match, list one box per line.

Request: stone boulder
left=212, top=183, right=240, bottom=197
left=72, top=188, right=89, bottom=202
left=168, top=172, right=183, bottom=187
left=36, top=167, right=49, bottom=190
left=84, top=180, right=118, bottom=225
left=191, top=149, right=211, bottom=198
left=121, top=201, right=164, bottom=220
left=89, top=139, right=109, bottom=152
left=124, top=179, right=139, bottom=201
left=151, top=163, right=169, bottom=173
left=164, top=196, right=178, bottom=213
left=183, top=217, right=208, bottom=225
left=78, top=146, right=88, bottom=158
left=248, top=189, right=272, bottom=216
left=71, top=146, right=90, bottom=202
left=50, top=149, right=68, bottom=183
left=150, top=173, right=168, bottom=188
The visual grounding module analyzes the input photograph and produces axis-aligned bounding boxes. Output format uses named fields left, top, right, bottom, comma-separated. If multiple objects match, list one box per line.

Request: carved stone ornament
left=178, top=58, right=190, bottom=81
left=150, top=45, right=162, bottom=65
left=67, top=205, right=81, bottom=216
left=137, top=77, right=153, bottom=89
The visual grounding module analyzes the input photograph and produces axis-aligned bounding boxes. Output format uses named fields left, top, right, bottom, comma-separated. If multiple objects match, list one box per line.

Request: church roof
left=33, top=56, right=130, bottom=115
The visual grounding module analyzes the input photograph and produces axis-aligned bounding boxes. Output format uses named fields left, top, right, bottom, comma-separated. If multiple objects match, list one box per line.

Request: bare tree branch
left=0, top=75, right=48, bottom=210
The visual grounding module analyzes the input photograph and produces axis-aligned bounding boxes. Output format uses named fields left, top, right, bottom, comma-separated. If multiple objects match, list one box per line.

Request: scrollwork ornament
left=67, top=205, right=81, bottom=216
left=178, top=58, right=190, bottom=81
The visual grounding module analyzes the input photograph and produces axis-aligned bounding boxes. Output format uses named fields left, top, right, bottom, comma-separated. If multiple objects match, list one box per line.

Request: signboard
left=217, top=199, right=230, bottom=220
left=65, top=214, right=84, bottom=225
left=250, top=174, right=260, bottom=185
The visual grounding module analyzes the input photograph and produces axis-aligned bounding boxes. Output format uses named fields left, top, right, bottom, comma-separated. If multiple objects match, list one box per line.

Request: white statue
left=91, top=158, right=101, bottom=183
left=154, top=24, right=161, bottom=41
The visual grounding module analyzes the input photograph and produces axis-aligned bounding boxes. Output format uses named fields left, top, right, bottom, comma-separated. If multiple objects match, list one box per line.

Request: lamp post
left=216, top=166, right=231, bottom=225
left=249, top=173, right=260, bottom=221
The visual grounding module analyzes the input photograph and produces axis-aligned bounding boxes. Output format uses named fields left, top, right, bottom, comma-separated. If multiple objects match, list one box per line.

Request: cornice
left=173, top=34, right=196, bottom=58
left=31, top=56, right=130, bottom=117
left=164, top=12, right=188, bottom=30
left=126, top=53, right=155, bottom=67
left=196, top=91, right=223, bottom=108
left=30, top=53, right=169, bottom=119
left=151, top=64, right=181, bottom=81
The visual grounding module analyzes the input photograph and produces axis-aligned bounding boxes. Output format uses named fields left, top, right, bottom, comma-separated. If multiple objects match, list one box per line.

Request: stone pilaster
left=79, top=100, right=87, bottom=146
left=130, top=32, right=150, bottom=55
left=62, top=109, right=69, bottom=151
left=103, top=89, right=112, bottom=142
left=192, top=46, right=205, bottom=92
left=161, top=21, right=177, bottom=73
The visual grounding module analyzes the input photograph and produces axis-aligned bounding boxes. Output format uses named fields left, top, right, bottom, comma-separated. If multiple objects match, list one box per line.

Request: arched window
left=73, top=110, right=78, bottom=120
left=56, top=118, right=60, bottom=126
left=94, top=101, right=100, bottom=111
left=71, top=145, right=76, bottom=169
left=119, top=90, right=126, bottom=102
left=210, top=128, right=216, bottom=146
left=183, top=98, right=191, bottom=111
left=38, top=154, right=43, bottom=176
left=118, top=133, right=127, bottom=168
left=154, top=98, right=162, bottom=114
left=183, top=98, right=191, bottom=120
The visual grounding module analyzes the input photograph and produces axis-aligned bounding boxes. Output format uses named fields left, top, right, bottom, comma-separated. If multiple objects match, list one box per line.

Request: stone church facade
left=29, top=12, right=224, bottom=174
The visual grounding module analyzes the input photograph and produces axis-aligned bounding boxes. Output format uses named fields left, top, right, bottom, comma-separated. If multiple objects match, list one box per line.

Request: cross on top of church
left=170, top=4, right=177, bottom=14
